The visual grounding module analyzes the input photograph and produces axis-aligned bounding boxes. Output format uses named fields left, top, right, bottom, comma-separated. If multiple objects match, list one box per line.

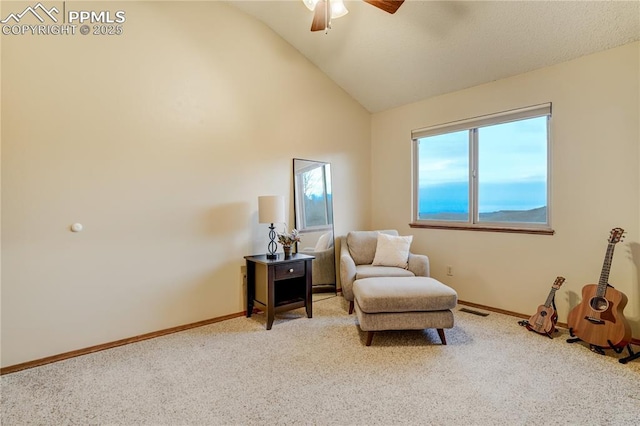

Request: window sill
left=409, top=223, right=555, bottom=235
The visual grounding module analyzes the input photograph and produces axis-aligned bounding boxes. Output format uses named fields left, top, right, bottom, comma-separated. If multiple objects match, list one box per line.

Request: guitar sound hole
left=540, top=311, right=547, bottom=317
left=589, top=296, right=609, bottom=312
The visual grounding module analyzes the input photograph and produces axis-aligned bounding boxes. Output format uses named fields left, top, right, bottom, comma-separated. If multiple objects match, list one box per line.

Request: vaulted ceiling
left=229, top=0, right=640, bottom=113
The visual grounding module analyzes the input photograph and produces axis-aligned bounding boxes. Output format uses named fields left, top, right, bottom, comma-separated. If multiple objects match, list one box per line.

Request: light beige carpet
left=2, top=295, right=639, bottom=425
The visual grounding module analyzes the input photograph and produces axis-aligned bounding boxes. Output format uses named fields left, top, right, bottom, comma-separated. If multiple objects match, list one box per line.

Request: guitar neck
left=597, top=243, right=616, bottom=296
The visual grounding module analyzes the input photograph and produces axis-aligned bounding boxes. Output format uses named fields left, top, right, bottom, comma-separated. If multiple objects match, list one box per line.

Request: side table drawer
left=274, top=262, right=305, bottom=280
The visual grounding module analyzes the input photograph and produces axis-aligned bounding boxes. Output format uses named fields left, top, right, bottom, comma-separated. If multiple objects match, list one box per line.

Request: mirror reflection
left=293, top=159, right=336, bottom=293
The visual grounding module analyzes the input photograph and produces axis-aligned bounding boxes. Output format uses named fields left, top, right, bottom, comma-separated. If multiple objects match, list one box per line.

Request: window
left=411, top=104, right=552, bottom=234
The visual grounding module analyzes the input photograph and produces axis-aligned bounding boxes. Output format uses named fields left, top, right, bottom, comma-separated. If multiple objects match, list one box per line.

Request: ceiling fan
left=303, top=0, right=405, bottom=32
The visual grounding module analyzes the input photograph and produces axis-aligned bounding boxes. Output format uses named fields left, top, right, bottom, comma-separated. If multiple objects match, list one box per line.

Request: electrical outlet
left=446, top=265, right=453, bottom=276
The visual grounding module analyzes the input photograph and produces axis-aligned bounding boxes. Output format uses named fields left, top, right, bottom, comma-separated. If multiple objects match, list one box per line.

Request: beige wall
left=371, top=42, right=640, bottom=337
left=1, top=1, right=371, bottom=367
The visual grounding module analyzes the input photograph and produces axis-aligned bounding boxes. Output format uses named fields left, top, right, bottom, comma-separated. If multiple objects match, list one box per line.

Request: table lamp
left=258, top=195, right=285, bottom=259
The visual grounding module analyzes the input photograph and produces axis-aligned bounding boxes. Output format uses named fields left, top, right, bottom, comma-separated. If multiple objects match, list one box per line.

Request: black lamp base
left=266, top=223, right=278, bottom=260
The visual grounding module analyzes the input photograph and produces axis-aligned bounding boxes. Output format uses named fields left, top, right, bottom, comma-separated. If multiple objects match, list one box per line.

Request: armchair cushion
left=372, top=233, right=413, bottom=268
left=356, top=265, right=415, bottom=280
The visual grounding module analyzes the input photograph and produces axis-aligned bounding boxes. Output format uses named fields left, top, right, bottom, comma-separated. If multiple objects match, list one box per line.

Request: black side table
left=244, top=253, right=314, bottom=330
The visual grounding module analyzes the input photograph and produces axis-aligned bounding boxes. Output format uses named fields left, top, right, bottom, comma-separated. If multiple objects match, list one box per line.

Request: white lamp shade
left=258, top=195, right=285, bottom=224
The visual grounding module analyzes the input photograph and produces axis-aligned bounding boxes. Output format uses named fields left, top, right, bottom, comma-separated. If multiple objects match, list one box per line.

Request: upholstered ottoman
left=352, top=277, right=458, bottom=346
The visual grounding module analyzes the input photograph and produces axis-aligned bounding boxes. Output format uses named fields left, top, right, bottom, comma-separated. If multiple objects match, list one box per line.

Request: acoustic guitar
left=567, top=228, right=632, bottom=349
left=526, top=276, right=565, bottom=337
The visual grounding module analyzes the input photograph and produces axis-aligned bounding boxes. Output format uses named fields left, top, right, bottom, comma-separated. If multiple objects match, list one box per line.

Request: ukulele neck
left=544, top=288, right=557, bottom=308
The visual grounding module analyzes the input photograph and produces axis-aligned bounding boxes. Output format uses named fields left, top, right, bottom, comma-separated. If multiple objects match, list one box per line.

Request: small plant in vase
left=277, top=228, right=300, bottom=257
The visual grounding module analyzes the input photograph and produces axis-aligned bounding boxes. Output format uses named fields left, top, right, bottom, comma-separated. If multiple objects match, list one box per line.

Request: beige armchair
left=340, top=230, right=430, bottom=314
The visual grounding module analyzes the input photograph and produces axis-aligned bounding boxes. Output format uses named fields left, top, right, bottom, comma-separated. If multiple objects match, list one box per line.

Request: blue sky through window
left=418, top=116, right=547, bottom=216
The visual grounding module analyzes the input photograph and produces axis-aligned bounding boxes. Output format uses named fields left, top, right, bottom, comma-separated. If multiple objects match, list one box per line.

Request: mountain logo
left=1, top=2, right=59, bottom=24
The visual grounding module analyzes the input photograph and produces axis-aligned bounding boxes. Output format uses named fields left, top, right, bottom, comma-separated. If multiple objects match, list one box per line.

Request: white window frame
left=410, top=103, right=554, bottom=235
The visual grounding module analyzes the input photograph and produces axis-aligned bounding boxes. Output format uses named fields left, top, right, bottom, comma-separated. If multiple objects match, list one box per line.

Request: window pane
left=302, top=167, right=329, bottom=227
left=417, top=131, right=469, bottom=221
left=477, top=117, right=547, bottom=223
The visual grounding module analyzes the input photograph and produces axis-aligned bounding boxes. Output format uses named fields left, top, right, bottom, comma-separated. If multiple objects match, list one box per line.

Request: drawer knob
left=288, top=268, right=294, bottom=273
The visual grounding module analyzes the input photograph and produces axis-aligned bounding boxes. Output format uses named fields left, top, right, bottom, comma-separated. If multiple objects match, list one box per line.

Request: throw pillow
left=371, top=233, right=413, bottom=268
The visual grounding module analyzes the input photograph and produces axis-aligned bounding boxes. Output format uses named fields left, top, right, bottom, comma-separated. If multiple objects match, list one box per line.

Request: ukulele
left=567, top=228, right=632, bottom=349
left=526, top=276, right=565, bottom=337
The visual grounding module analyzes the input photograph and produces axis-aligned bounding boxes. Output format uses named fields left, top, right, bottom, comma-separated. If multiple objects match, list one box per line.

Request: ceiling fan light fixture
left=302, top=0, right=319, bottom=12
left=302, top=0, right=348, bottom=19
left=308, top=0, right=402, bottom=32
left=331, top=0, right=349, bottom=19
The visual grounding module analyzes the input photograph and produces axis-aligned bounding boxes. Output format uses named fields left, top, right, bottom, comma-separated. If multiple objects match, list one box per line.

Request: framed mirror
left=293, top=158, right=336, bottom=293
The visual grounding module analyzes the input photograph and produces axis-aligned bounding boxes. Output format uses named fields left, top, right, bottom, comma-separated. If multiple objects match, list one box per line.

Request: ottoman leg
left=366, top=331, right=374, bottom=346
left=437, top=328, right=447, bottom=345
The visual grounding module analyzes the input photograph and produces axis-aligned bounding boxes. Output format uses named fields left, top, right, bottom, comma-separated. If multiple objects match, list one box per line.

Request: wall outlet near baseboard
left=446, top=265, right=453, bottom=276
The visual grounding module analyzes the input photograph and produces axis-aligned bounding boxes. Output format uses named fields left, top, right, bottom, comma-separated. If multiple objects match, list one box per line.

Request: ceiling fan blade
left=363, top=0, right=404, bottom=14
left=311, top=0, right=330, bottom=32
